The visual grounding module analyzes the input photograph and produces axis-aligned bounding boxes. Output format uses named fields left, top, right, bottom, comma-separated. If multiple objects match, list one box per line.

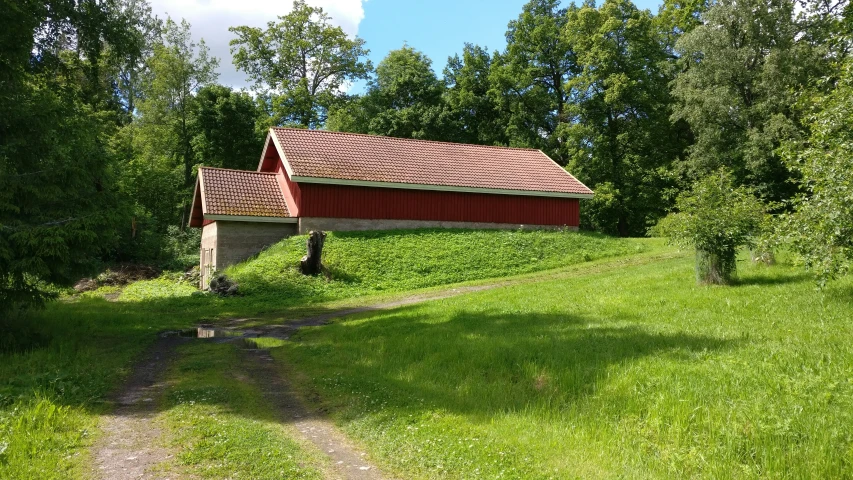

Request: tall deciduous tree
left=671, top=0, right=813, bottom=203
left=490, top=0, right=579, bottom=158
left=563, top=0, right=686, bottom=236
left=230, top=0, right=371, bottom=128
left=107, top=0, right=163, bottom=119
left=328, top=46, right=447, bottom=140
left=442, top=44, right=507, bottom=146
left=191, top=85, right=264, bottom=172
left=130, top=18, right=218, bottom=227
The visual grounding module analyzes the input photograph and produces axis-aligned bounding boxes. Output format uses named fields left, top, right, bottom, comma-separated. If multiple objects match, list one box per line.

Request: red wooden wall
left=295, top=182, right=579, bottom=226
left=263, top=142, right=580, bottom=227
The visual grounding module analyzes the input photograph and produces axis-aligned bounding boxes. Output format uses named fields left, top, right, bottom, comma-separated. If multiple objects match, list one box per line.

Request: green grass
left=0, top=228, right=642, bottom=478
left=226, top=228, right=643, bottom=302
left=157, top=342, right=325, bottom=479
left=277, top=254, right=853, bottom=479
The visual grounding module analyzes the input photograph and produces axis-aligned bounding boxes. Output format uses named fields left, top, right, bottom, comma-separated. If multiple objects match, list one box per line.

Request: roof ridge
left=200, top=166, right=277, bottom=175
left=271, top=127, right=543, bottom=153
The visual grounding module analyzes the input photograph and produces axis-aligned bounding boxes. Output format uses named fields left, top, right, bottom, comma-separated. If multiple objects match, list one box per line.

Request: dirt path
left=240, top=346, right=390, bottom=480
left=91, top=336, right=187, bottom=480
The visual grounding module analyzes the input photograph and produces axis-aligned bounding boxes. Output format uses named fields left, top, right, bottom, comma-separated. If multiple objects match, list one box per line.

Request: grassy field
left=0, top=229, right=640, bottom=478
left=276, top=254, right=853, bottom=479
left=2, top=229, right=852, bottom=478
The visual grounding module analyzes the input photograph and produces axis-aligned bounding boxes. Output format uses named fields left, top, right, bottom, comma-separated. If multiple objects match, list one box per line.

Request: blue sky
left=149, top=0, right=663, bottom=91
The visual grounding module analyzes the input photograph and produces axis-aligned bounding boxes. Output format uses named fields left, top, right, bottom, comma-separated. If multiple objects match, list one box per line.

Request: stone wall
left=297, top=217, right=578, bottom=234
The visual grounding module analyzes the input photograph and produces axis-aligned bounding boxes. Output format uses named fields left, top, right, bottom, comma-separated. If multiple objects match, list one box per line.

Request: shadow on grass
left=733, top=269, right=811, bottom=287
left=264, top=306, right=736, bottom=422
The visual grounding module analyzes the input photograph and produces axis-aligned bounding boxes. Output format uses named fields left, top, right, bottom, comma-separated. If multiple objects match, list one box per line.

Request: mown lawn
left=275, top=254, right=853, bottom=479
left=0, top=229, right=640, bottom=478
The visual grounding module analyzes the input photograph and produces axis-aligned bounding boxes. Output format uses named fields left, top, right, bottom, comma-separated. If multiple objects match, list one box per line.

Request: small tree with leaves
left=653, top=169, right=766, bottom=285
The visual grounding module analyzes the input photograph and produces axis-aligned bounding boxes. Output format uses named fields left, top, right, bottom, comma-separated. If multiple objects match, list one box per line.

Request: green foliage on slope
left=227, top=229, right=645, bottom=299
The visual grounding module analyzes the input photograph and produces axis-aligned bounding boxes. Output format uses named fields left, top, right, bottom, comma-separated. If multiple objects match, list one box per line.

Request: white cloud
left=149, top=0, right=366, bottom=88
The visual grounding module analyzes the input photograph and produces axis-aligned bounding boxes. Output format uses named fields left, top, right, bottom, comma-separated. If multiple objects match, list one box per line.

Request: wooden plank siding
left=296, top=182, right=580, bottom=226
left=262, top=138, right=580, bottom=227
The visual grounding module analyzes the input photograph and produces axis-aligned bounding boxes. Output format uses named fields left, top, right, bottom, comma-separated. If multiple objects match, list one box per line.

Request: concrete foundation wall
left=200, top=221, right=297, bottom=288
left=298, top=217, right=578, bottom=234
left=215, top=221, right=298, bottom=268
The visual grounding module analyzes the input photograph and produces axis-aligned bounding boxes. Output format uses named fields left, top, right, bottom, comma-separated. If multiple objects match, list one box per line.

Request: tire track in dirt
left=91, top=336, right=187, bottom=480
left=239, top=346, right=391, bottom=480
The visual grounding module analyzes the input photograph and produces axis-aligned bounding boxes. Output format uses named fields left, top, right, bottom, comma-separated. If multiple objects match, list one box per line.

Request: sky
left=149, top=0, right=663, bottom=93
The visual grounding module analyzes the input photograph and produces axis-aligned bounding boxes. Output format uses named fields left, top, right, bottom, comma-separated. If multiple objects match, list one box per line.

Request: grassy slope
left=226, top=229, right=644, bottom=302
left=278, top=254, right=853, bottom=479
left=0, top=229, right=639, bottom=478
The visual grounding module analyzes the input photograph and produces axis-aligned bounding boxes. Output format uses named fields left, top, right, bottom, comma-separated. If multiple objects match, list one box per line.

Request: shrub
left=652, top=169, right=766, bottom=284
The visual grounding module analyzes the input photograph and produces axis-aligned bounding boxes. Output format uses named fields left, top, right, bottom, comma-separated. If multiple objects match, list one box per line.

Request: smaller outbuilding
left=189, top=128, right=593, bottom=287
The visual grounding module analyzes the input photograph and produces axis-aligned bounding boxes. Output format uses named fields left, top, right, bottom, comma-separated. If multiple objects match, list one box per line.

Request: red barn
left=189, top=128, right=593, bottom=286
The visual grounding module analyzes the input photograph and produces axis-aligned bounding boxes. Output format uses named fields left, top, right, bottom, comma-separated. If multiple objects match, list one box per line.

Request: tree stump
left=300, top=230, right=327, bottom=275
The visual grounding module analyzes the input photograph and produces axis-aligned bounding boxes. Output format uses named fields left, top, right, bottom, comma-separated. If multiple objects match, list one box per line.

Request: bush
left=651, top=169, right=766, bottom=284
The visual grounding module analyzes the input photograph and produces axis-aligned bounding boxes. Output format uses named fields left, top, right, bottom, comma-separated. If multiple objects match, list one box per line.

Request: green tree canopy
left=671, top=0, right=815, bottom=203
left=191, top=85, right=264, bottom=172
left=562, top=0, right=687, bottom=236
left=779, top=58, right=853, bottom=285
left=328, top=46, right=447, bottom=139
left=230, top=0, right=371, bottom=128
left=490, top=0, right=579, bottom=157
left=123, top=18, right=218, bottom=231
left=442, top=44, right=508, bottom=146
left=0, top=0, right=147, bottom=309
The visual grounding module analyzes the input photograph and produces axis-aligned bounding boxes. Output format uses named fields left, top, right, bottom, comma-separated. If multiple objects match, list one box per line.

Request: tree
left=0, top=0, right=136, bottom=310
left=778, top=58, right=853, bottom=285
left=107, top=0, right=163, bottom=119
left=671, top=0, right=814, bottom=203
left=191, top=85, right=264, bottom=171
left=131, top=18, right=218, bottom=227
left=442, top=44, right=508, bottom=145
left=562, top=0, right=687, bottom=236
left=230, top=0, right=371, bottom=128
left=653, top=169, right=766, bottom=285
left=490, top=0, right=579, bottom=158
left=328, top=46, right=447, bottom=140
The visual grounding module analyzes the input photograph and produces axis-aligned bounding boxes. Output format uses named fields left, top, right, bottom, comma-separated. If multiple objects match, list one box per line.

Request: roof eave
left=289, top=175, right=594, bottom=199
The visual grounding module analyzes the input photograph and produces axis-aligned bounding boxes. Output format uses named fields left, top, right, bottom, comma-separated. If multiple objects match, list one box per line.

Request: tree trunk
left=300, top=230, right=327, bottom=275
left=695, top=248, right=736, bottom=285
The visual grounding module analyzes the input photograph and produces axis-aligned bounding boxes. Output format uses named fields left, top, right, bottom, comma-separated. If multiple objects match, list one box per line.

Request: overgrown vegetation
left=280, top=253, right=853, bottom=478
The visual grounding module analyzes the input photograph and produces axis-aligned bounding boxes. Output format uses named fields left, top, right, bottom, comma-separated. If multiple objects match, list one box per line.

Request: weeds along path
left=240, top=345, right=389, bottom=480
left=92, top=336, right=188, bottom=480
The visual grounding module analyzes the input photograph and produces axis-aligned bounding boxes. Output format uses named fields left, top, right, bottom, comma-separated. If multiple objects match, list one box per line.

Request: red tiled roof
left=270, top=128, right=593, bottom=197
left=199, top=167, right=290, bottom=217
